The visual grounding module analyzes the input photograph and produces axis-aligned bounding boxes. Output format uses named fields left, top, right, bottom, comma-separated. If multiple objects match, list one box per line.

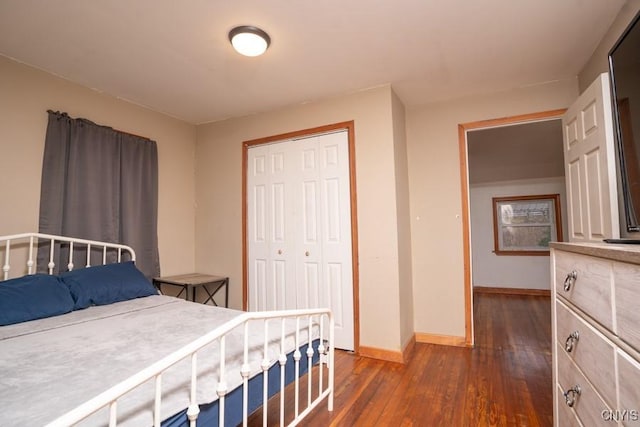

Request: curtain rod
left=47, top=110, right=153, bottom=141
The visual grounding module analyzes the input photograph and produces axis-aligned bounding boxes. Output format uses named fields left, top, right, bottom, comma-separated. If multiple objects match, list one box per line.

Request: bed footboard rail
left=0, top=232, right=136, bottom=280
left=45, top=308, right=334, bottom=427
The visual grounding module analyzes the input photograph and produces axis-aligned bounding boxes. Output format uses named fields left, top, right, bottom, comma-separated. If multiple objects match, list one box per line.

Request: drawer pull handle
left=565, top=331, right=580, bottom=352
left=563, top=385, right=581, bottom=407
left=563, top=270, right=578, bottom=292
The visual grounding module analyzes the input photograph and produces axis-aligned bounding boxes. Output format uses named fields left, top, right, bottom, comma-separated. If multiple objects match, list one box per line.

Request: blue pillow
left=0, top=274, right=75, bottom=326
left=60, top=261, right=157, bottom=310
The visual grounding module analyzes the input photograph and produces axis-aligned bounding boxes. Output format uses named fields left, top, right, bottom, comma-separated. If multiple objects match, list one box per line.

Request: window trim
left=492, top=194, right=563, bottom=256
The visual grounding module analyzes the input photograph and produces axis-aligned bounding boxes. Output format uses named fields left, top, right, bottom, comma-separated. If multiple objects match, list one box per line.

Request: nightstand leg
left=225, top=278, right=229, bottom=308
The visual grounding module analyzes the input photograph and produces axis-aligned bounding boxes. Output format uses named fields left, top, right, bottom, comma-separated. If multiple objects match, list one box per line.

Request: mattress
left=0, top=295, right=316, bottom=426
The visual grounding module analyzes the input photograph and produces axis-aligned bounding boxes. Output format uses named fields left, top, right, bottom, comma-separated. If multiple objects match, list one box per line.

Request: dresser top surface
left=551, top=241, right=640, bottom=264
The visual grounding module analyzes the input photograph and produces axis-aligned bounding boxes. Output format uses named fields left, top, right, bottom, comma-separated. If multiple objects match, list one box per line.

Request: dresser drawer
left=555, top=251, right=613, bottom=330
left=555, top=384, right=584, bottom=427
left=557, top=342, right=611, bottom=426
left=556, top=301, right=616, bottom=407
left=614, top=261, right=640, bottom=353
left=617, top=350, right=640, bottom=426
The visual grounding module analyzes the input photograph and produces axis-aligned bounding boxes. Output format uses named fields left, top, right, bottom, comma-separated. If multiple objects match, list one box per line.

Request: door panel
left=301, top=262, right=319, bottom=308
left=567, top=159, right=584, bottom=238
left=272, top=259, right=286, bottom=310
left=327, top=262, right=343, bottom=327
left=324, top=178, right=343, bottom=241
left=253, top=259, right=266, bottom=311
left=585, top=147, right=605, bottom=238
left=562, top=73, right=619, bottom=241
left=271, top=182, right=286, bottom=242
left=252, top=185, right=266, bottom=242
left=302, top=181, right=318, bottom=243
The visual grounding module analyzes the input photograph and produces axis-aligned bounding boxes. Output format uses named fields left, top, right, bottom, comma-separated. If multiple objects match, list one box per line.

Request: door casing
left=458, top=109, right=567, bottom=346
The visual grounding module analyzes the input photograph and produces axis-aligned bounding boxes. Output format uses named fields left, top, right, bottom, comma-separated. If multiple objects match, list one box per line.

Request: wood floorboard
left=249, top=293, right=552, bottom=426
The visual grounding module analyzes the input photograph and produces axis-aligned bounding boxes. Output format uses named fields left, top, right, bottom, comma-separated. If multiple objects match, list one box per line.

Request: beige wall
left=579, top=0, right=640, bottom=92
left=391, top=90, right=415, bottom=348
left=0, top=56, right=197, bottom=275
left=195, top=85, right=410, bottom=351
left=406, top=79, right=579, bottom=339
left=470, top=177, right=567, bottom=290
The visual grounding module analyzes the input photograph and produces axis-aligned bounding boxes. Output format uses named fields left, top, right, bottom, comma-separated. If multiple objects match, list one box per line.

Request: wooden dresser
left=551, top=242, right=640, bottom=426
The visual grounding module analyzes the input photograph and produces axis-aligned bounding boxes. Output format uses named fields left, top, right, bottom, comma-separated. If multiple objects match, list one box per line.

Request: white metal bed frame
left=0, top=232, right=334, bottom=427
left=1, top=232, right=136, bottom=279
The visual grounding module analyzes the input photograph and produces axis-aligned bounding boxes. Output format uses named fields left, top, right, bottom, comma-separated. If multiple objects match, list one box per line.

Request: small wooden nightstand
left=153, top=273, right=229, bottom=307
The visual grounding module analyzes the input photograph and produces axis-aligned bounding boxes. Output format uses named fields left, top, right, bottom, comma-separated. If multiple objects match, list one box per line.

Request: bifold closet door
left=247, top=141, right=297, bottom=312
left=296, top=132, right=354, bottom=351
left=247, top=130, right=354, bottom=350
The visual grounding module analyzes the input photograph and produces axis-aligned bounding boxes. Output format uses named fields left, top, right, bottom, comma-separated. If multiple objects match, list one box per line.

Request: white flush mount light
left=229, top=25, right=271, bottom=57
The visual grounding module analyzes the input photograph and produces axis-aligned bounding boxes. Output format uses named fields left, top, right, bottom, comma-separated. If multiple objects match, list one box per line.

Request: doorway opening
left=458, top=109, right=566, bottom=345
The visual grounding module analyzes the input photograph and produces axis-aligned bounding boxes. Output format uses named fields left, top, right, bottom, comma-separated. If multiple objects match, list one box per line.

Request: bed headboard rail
left=0, top=232, right=136, bottom=280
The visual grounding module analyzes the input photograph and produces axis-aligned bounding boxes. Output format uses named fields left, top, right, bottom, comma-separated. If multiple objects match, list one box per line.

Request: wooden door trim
left=458, top=109, right=566, bottom=346
left=242, top=120, right=360, bottom=352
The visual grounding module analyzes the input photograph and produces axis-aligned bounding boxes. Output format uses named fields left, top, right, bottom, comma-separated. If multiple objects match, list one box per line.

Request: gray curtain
left=38, top=111, right=160, bottom=279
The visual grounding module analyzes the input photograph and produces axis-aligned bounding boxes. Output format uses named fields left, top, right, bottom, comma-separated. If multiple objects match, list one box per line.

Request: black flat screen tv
left=609, top=10, right=640, bottom=235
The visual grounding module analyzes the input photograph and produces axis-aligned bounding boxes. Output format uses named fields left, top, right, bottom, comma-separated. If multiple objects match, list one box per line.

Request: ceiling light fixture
left=228, top=25, right=271, bottom=57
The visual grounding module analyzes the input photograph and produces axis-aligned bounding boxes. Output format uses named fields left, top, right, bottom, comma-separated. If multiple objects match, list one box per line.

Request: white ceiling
left=0, top=0, right=626, bottom=124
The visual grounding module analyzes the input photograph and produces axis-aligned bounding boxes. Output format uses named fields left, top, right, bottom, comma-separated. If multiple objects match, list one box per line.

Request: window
left=492, top=194, right=562, bottom=256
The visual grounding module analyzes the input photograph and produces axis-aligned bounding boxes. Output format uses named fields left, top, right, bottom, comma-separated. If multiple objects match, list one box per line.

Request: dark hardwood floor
left=252, top=292, right=553, bottom=426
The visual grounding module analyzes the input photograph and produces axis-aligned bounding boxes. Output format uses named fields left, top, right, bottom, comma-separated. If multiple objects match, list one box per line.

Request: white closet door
left=316, top=132, right=354, bottom=350
left=562, top=73, right=619, bottom=241
left=294, top=132, right=354, bottom=350
left=247, top=142, right=296, bottom=311
left=272, top=141, right=298, bottom=311
left=296, top=137, right=324, bottom=311
left=247, top=130, right=354, bottom=350
left=247, top=144, right=268, bottom=311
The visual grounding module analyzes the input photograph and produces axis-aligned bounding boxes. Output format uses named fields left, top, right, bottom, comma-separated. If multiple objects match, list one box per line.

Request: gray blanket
left=0, top=295, right=312, bottom=426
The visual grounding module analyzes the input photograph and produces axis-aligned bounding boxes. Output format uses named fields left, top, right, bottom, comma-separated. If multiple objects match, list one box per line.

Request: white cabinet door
left=247, top=131, right=354, bottom=350
left=562, top=73, right=619, bottom=242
